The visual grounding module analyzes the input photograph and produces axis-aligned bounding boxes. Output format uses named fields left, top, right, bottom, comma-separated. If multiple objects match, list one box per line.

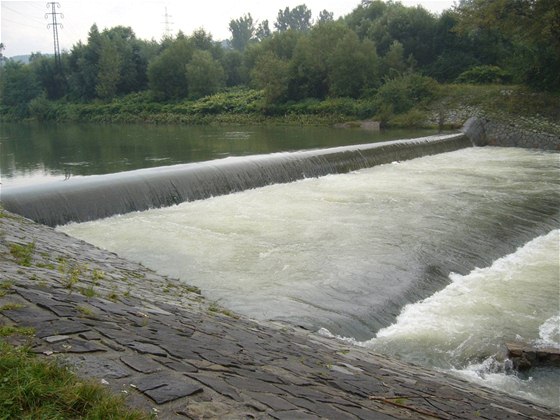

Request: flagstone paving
left=1, top=210, right=557, bottom=419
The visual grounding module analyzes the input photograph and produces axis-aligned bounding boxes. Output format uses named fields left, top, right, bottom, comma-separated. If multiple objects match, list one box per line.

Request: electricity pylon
left=45, top=2, right=63, bottom=68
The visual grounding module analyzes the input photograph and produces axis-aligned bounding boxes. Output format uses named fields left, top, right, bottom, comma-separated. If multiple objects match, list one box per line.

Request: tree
left=190, top=29, right=218, bottom=54
left=255, top=20, right=272, bottom=41
left=345, top=1, right=438, bottom=69
left=383, top=40, right=408, bottom=75
left=317, top=10, right=334, bottom=24
left=251, top=52, right=290, bottom=104
left=229, top=14, right=255, bottom=51
left=275, top=5, right=313, bottom=32
left=0, top=61, right=41, bottom=117
left=30, top=54, right=66, bottom=99
left=344, top=0, right=388, bottom=39
left=329, top=33, right=380, bottom=97
left=456, top=0, right=560, bottom=90
left=148, top=37, right=193, bottom=100
left=102, top=26, right=148, bottom=95
left=96, top=37, right=122, bottom=100
left=425, top=10, right=481, bottom=82
left=185, top=50, right=225, bottom=99
left=456, top=0, right=560, bottom=53
left=67, top=24, right=102, bottom=100
left=222, top=49, right=249, bottom=87
left=290, top=22, right=350, bottom=99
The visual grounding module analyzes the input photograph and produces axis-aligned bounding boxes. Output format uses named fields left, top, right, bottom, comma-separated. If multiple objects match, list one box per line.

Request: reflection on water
left=0, top=122, right=437, bottom=187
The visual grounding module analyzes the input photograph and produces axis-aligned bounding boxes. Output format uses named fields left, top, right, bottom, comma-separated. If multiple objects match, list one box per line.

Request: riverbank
left=1, top=209, right=558, bottom=419
left=2, top=85, right=559, bottom=136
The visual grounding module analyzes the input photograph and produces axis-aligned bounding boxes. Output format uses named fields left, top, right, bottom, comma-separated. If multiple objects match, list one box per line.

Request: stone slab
left=34, top=320, right=90, bottom=338
left=71, top=356, right=131, bottom=379
left=143, top=381, right=203, bottom=404
left=120, top=355, right=162, bottom=374
left=53, top=338, right=107, bottom=353
left=127, top=341, right=168, bottom=357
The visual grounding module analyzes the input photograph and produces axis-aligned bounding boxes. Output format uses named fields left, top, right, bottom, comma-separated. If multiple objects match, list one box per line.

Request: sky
left=1, top=0, right=456, bottom=57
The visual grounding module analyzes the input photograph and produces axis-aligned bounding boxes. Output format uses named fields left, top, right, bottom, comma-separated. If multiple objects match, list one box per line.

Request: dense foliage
left=1, top=0, right=557, bottom=121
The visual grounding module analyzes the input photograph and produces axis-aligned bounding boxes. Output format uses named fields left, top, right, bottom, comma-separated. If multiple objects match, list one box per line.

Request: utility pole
left=162, top=6, right=174, bottom=39
left=45, top=2, right=63, bottom=68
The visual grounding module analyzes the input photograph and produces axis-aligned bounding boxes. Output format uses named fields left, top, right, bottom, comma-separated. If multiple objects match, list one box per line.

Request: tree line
left=1, top=0, right=558, bottom=119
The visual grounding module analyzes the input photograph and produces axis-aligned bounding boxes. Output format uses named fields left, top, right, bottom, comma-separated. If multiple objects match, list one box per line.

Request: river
left=0, top=122, right=434, bottom=187
left=59, top=146, right=560, bottom=408
left=3, top=122, right=558, bottom=408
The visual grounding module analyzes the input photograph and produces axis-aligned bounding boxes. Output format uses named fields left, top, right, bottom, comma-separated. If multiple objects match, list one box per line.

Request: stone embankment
left=462, top=117, right=560, bottom=150
left=1, top=210, right=558, bottom=419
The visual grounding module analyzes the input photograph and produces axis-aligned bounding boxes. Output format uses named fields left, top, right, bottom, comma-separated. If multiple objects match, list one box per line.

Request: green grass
left=76, top=305, right=94, bottom=317
left=0, top=281, right=14, bottom=297
left=9, top=242, right=35, bottom=267
left=182, top=284, right=202, bottom=295
left=208, top=302, right=238, bottom=319
left=0, top=326, right=35, bottom=337
left=0, top=342, right=150, bottom=419
left=0, top=303, right=25, bottom=311
left=79, top=285, right=97, bottom=298
left=106, top=290, right=119, bottom=302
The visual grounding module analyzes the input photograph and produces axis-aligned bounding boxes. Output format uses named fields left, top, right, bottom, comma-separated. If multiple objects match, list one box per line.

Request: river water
left=0, top=122, right=432, bottom=187
left=60, top=146, right=560, bottom=407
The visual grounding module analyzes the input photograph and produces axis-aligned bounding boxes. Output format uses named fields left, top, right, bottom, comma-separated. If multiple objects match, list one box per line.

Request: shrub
left=455, top=65, right=512, bottom=84
left=28, top=93, right=58, bottom=121
left=374, top=74, right=439, bottom=115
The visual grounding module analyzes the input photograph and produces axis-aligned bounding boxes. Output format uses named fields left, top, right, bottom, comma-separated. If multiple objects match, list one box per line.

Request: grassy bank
left=1, top=84, right=559, bottom=135
left=0, top=341, right=149, bottom=419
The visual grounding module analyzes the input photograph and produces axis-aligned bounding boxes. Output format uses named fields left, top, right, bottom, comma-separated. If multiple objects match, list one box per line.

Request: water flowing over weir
left=60, top=146, right=560, bottom=407
left=1, top=133, right=469, bottom=227
left=61, top=147, right=560, bottom=337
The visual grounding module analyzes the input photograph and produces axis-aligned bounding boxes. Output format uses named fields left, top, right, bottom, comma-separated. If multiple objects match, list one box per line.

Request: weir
left=1, top=133, right=470, bottom=227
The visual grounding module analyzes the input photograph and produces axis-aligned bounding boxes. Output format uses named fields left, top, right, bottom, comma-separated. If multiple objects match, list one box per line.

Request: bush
left=28, top=94, right=64, bottom=121
left=386, top=108, right=429, bottom=128
left=375, top=74, right=439, bottom=115
left=282, top=97, right=376, bottom=119
left=455, top=65, right=512, bottom=84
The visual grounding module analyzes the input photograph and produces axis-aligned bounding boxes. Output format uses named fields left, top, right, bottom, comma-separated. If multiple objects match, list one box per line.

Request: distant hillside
left=7, top=54, right=54, bottom=64
left=9, top=55, right=31, bottom=64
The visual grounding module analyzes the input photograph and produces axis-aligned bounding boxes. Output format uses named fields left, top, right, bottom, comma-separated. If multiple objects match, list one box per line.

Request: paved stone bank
left=463, top=117, right=560, bottom=150
left=1, top=210, right=558, bottom=419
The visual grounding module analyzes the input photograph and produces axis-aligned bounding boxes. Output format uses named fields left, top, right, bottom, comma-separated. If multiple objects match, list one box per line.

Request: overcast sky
left=1, top=0, right=456, bottom=57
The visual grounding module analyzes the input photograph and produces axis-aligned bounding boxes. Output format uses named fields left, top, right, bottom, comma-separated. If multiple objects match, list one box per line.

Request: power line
left=45, top=2, right=63, bottom=67
left=2, top=17, right=44, bottom=31
left=2, top=4, right=47, bottom=25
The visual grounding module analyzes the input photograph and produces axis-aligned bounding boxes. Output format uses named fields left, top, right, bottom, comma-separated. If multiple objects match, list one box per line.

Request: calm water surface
left=0, top=122, right=436, bottom=187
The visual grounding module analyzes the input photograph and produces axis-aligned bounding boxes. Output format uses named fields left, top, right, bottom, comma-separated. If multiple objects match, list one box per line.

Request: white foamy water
left=360, top=229, right=559, bottom=407
left=60, top=146, right=559, bottom=406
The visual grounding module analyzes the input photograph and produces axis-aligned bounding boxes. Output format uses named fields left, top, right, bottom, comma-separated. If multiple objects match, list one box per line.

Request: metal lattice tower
left=162, top=7, right=174, bottom=39
left=45, top=2, right=63, bottom=67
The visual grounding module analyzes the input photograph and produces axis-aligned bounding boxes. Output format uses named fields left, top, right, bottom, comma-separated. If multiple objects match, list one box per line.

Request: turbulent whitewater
left=60, top=147, right=560, bottom=406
